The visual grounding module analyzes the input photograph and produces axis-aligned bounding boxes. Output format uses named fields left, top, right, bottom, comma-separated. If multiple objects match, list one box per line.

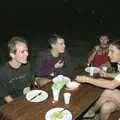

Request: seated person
left=0, top=36, right=32, bottom=105
left=35, top=34, right=73, bottom=86
left=88, top=33, right=110, bottom=67
left=76, top=40, right=120, bottom=120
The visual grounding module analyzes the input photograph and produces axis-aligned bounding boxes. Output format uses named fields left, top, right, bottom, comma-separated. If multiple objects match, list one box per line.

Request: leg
left=87, top=89, right=114, bottom=113
left=96, top=89, right=120, bottom=108
left=100, top=101, right=117, bottom=120
left=97, top=89, right=120, bottom=120
left=82, top=89, right=114, bottom=119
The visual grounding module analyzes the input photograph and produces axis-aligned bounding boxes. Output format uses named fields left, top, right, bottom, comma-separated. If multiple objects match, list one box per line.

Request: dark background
left=0, top=0, right=120, bottom=66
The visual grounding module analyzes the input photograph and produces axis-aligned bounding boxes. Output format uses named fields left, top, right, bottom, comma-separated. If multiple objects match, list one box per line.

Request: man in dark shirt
left=0, top=36, right=31, bottom=105
left=35, top=34, right=73, bottom=86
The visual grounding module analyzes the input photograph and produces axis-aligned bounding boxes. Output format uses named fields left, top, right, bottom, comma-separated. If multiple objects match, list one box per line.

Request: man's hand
left=54, top=60, right=64, bottom=69
left=99, top=70, right=116, bottom=79
left=23, top=87, right=31, bottom=95
left=4, top=95, right=14, bottom=103
left=75, top=75, right=90, bottom=83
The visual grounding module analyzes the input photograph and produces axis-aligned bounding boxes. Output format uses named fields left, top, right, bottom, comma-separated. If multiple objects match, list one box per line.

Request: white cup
left=90, top=67, right=94, bottom=76
left=52, top=87, right=60, bottom=102
left=64, top=92, right=71, bottom=104
left=102, top=66, right=108, bottom=72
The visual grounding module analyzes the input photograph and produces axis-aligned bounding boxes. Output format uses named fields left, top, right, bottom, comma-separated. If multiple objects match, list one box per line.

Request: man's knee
left=101, top=101, right=116, bottom=114
left=101, top=89, right=113, bottom=97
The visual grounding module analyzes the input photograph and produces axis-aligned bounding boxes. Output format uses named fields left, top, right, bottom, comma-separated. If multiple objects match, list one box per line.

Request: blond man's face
left=52, top=38, right=65, bottom=53
left=13, top=42, right=28, bottom=64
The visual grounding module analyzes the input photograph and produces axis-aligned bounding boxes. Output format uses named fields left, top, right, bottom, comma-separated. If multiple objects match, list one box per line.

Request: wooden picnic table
left=0, top=66, right=103, bottom=120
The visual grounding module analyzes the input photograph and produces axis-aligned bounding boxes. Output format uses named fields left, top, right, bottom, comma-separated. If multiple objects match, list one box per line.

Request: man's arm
left=88, top=46, right=99, bottom=65
left=35, top=52, right=54, bottom=77
left=4, top=95, right=14, bottom=103
left=76, top=75, right=120, bottom=89
left=58, top=51, right=73, bottom=76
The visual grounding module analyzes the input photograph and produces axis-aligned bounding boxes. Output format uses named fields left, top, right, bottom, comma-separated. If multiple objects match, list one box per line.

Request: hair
left=8, top=36, right=27, bottom=54
left=111, top=40, right=120, bottom=50
left=100, top=33, right=108, bottom=37
left=48, top=34, right=63, bottom=45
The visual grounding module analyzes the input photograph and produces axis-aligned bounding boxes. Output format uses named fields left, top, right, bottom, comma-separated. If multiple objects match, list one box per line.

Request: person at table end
left=0, top=36, right=32, bottom=105
left=76, top=40, right=120, bottom=120
left=35, top=34, right=73, bottom=87
left=87, top=33, right=110, bottom=67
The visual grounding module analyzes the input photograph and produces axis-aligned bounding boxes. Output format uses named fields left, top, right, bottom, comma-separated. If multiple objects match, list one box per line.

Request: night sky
left=0, top=0, right=120, bottom=42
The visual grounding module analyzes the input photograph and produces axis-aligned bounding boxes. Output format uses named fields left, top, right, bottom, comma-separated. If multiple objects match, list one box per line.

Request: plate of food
left=66, top=81, right=80, bottom=90
left=26, top=90, right=48, bottom=102
left=52, top=75, right=71, bottom=84
left=45, top=107, right=72, bottom=120
left=85, top=67, right=100, bottom=74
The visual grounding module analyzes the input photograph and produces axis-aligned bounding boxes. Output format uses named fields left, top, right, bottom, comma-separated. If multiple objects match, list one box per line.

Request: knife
left=30, top=92, right=42, bottom=100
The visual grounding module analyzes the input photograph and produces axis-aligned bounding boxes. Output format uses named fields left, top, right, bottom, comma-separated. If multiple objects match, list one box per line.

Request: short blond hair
left=8, top=36, right=27, bottom=54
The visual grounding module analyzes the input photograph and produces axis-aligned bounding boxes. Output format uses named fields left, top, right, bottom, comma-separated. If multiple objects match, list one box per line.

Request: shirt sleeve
left=35, top=51, right=53, bottom=77
left=0, top=67, right=9, bottom=98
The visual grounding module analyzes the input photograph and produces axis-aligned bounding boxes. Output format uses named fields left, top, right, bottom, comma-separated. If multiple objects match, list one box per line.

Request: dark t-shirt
left=0, top=62, right=31, bottom=104
left=35, top=49, right=73, bottom=78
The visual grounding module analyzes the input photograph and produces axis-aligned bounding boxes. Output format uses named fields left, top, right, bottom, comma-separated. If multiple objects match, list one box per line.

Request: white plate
left=85, top=67, right=100, bottom=74
left=26, top=90, right=48, bottom=102
left=66, top=81, right=80, bottom=89
left=45, top=107, right=72, bottom=120
left=52, top=75, right=71, bottom=84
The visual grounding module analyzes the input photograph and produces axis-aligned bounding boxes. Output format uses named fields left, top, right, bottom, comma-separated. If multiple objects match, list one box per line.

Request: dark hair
left=48, top=34, right=63, bottom=45
left=100, top=33, right=108, bottom=37
left=111, top=40, right=120, bottom=50
left=8, top=36, right=27, bottom=54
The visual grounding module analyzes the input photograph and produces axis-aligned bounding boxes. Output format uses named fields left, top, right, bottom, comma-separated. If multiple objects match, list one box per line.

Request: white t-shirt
left=117, top=63, right=120, bottom=72
left=115, top=74, right=120, bottom=81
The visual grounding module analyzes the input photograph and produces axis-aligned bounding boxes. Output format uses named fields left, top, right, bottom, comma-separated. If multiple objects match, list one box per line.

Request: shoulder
left=64, top=50, right=71, bottom=56
left=60, top=50, right=71, bottom=59
left=0, top=62, right=11, bottom=77
left=94, top=45, right=100, bottom=49
left=38, top=49, right=51, bottom=57
left=0, top=62, right=10, bottom=71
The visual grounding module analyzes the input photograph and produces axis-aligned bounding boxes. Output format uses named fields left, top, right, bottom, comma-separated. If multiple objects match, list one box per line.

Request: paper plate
left=52, top=75, right=71, bottom=84
left=45, top=107, right=72, bottom=120
left=85, top=67, right=100, bottom=74
left=26, top=90, right=48, bottom=102
left=66, top=81, right=80, bottom=90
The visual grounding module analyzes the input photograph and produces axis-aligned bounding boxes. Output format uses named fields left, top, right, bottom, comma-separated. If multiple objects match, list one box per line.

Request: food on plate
left=52, top=81, right=65, bottom=89
left=50, top=111, right=65, bottom=120
left=52, top=75, right=71, bottom=89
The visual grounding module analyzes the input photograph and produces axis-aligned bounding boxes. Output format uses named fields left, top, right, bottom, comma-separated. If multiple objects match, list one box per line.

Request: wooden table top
left=0, top=66, right=103, bottom=120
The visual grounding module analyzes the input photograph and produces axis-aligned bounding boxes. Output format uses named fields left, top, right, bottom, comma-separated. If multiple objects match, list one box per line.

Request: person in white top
left=76, top=40, right=120, bottom=120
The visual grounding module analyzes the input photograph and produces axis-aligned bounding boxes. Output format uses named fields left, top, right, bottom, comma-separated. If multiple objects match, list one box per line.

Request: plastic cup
left=102, top=66, right=108, bottom=72
left=64, top=92, right=71, bottom=104
left=90, top=67, right=94, bottom=76
left=52, top=87, right=60, bottom=102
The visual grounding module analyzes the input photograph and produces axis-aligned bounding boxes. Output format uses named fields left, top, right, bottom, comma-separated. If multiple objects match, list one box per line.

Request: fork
left=30, top=92, right=42, bottom=100
left=59, top=108, right=67, bottom=113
